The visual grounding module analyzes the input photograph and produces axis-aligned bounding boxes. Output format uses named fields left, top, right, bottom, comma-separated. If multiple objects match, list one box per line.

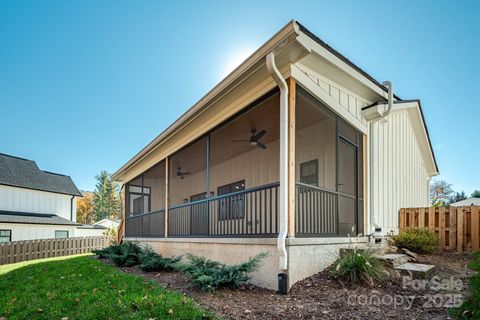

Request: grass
left=0, top=255, right=215, bottom=320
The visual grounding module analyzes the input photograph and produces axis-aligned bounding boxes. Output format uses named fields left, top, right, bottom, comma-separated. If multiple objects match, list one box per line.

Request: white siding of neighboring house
left=0, top=184, right=75, bottom=221
left=0, top=223, right=77, bottom=241
left=74, top=227, right=106, bottom=237
left=370, top=110, right=430, bottom=234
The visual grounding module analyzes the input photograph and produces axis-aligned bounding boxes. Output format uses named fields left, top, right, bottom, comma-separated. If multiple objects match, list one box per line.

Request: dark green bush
left=138, top=248, right=181, bottom=272
left=176, top=253, right=268, bottom=292
left=451, top=253, right=480, bottom=319
left=330, top=247, right=387, bottom=285
left=93, top=241, right=143, bottom=267
left=389, top=228, right=439, bottom=254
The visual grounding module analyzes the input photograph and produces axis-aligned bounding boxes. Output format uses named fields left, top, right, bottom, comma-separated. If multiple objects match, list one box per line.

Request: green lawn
left=0, top=254, right=214, bottom=320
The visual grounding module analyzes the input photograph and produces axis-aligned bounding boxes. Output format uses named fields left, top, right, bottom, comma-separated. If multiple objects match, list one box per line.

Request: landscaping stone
left=402, top=248, right=419, bottom=261
left=375, top=253, right=409, bottom=267
left=395, top=263, right=436, bottom=279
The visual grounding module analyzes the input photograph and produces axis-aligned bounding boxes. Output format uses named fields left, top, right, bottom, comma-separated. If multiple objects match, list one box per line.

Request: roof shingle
left=0, top=153, right=82, bottom=196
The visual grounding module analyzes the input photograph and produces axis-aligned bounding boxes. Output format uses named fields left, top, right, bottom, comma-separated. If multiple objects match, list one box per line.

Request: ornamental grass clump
left=138, top=247, right=181, bottom=272
left=330, top=247, right=387, bottom=286
left=176, top=252, right=268, bottom=292
left=389, top=228, right=439, bottom=254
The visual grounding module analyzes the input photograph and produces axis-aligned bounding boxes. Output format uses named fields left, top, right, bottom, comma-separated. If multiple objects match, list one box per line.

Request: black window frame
left=0, top=229, right=12, bottom=243
left=217, top=180, right=245, bottom=220
left=300, top=159, right=319, bottom=187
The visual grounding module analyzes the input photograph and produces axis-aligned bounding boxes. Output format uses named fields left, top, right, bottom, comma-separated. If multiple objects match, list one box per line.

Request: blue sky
left=0, top=1, right=479, bottom=194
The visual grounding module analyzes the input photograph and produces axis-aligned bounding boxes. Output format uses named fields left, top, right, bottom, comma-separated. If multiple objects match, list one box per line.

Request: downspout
left=369, top=81, right=393, bottom=239
left=266, top=52, right=289, bottom=278
left=70, top=196, right=75, bottom=222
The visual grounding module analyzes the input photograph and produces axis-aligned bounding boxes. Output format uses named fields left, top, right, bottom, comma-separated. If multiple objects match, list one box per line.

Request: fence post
left=457, top=207, right=464, bottom=253
left=472, top=206, right=479, bottom=251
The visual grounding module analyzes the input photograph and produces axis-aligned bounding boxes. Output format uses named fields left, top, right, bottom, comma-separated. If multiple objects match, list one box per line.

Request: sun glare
left=222, top=48, right=255, bottom=77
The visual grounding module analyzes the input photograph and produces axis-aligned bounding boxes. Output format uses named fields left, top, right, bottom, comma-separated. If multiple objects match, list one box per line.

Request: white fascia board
left=292, top=65, right=368, bottom=134
left=296, top=32, right=390, bottom=101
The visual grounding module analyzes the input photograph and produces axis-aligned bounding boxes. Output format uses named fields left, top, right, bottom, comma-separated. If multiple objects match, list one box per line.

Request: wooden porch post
left=164, top=157, right=169, bottom=238
left=287, top=77, right=296, bottom=237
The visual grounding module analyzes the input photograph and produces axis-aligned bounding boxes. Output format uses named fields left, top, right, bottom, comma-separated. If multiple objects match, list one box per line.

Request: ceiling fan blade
left=184, top=172, right=191, bottom=175
left=257, top=141, right=267, bottom=149
left=252, top=130, right=266, bottom=141
left=231, top=139, right=250, bottom=142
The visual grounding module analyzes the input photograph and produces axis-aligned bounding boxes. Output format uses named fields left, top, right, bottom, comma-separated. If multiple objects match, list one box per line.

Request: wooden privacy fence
left=0, top=236, right=109, bottom=265
left=399, top=206, right=480, bottom=253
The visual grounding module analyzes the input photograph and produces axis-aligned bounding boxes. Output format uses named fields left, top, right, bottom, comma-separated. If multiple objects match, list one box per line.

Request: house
left=94, top=218, right=120, bottom=230
left=112, top=21, right=439, bottom=292
left=450, top=197, right=480, bottom=206
left=0, top=153, right=82, bottom=242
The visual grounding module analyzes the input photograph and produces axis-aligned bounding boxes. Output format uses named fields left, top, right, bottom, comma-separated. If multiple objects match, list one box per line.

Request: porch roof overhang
left=113, top=20, right=405, bottom=183
left=363, top=100, right=439, bottom=176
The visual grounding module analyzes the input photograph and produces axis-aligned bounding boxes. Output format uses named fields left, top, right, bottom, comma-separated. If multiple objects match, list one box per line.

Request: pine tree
left=93, top=171, right=120, bottom=221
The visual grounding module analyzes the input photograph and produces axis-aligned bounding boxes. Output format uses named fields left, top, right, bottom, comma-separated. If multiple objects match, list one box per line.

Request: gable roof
left=112, top=20, right=437, bottom=181
left=363, top=100, right=439, bottom=175
left=0, top=153, right=82, bottom=196
left=0, top=210, right=81, bottom=226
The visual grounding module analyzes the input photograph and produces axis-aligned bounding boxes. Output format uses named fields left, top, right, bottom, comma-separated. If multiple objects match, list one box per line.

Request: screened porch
left=124, top=86, right=364, bottom=239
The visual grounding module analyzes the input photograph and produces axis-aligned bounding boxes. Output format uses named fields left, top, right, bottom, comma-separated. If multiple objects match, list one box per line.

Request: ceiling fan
left=176, top=167, right=191, bottom=179
left=231, top=128, right=267, bottom=149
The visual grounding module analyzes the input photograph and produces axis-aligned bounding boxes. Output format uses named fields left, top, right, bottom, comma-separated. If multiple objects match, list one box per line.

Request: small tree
left=76, top=192, right=94, bottom=224
left=450, top=191, right=467, bottom=204
left=430, top=180, right=454, bottom=207
left=472, top=190, right=480, bottom=198
left=93, top=171, right=120, bottom=221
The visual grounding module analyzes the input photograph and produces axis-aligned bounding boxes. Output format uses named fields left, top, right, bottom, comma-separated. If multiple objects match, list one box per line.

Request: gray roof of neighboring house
left=0, top=153, right=82, bottom=196
left=77, top=224, right=107, bottom=229
left=0, top=210, right=81, bottom=226
left=450, top=198, right=480, bottom=206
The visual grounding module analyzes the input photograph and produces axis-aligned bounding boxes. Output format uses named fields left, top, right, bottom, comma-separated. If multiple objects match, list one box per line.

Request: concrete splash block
left=395, top=263, right=436, bottom=279
left=375, top=254, right=409, bottom=267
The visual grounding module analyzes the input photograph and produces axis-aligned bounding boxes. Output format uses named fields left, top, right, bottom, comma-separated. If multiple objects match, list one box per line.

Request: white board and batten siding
left=0, top=184, right=76, bottom=221
left=370, top=110, right=430, bottom=234
left=0, top=223, right=77, bottom=242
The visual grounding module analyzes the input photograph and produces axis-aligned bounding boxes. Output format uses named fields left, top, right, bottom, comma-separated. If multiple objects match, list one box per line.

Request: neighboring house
left=0, top=153, right=83, bottom=242
left=94, top=218, right=120, bottom=230
left=112, top=21, right=439, bottom=291
left=450, top=197, right=480, bottom=206
left=75, top=224, right=107, bottom=237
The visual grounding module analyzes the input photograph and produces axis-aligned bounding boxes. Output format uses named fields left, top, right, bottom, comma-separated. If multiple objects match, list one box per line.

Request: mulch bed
left=100, top=251, right=474, bottom=319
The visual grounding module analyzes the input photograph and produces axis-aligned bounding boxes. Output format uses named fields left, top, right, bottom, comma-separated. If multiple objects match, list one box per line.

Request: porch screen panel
left=209, top=92, right=280, bottom=235
left=295, top=86, right=364, bottom=237
left=168, top=137, right=207, bottom=236
left=295, top=87, right=337, bottom=236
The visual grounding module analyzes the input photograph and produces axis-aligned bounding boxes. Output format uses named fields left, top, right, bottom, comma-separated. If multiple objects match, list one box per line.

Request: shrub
left=451, top=253, right=480, bottom=319
left=176, top=252, right=268, bottom=292
left=389, top=228, right=439, bottom=254
left=330, top=247, right=387, bottom=286
left=138, top=247, right=181, bottom=272
left=93, top=241, right=143, bottom=267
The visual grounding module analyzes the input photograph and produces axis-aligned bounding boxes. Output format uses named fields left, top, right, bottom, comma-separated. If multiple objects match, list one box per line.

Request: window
left=0, top=230, right=11, bottom=243
left=218, top=180, right=245, bottom=220
left=55, top=230, right=69, bottom=238
left=300, top=160, right=318, bottom=186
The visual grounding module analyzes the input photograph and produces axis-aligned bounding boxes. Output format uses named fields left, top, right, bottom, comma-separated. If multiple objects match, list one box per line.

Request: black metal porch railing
left=168, top=182, right=280, bottom=237
left=295, top=182, right=338, bottom=237
left=125, top=210, right=165, bottom=238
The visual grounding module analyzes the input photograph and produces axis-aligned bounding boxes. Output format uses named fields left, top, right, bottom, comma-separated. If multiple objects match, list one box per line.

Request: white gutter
left=266, top=52, right=288, bottom=272
left=369, top=81, right=393, bottom=235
